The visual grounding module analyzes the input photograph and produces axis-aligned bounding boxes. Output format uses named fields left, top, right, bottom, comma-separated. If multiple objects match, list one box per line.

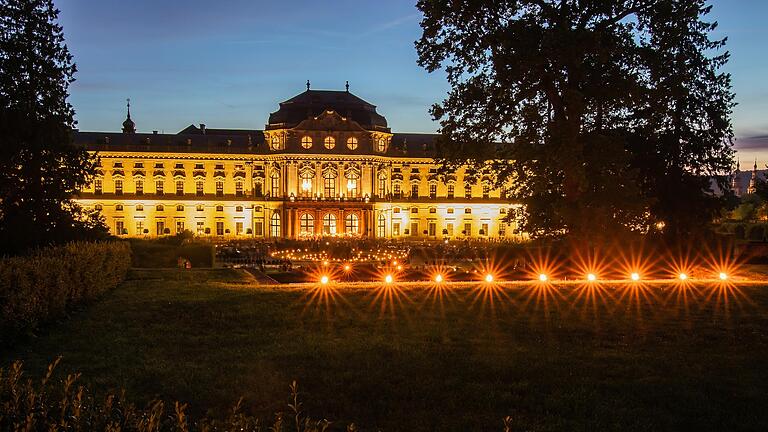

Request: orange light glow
left=630, top=272, right=640, bottom=281
left=719, top=272, right=728, bottom=281
left=587, top=273, right=597, bottom=282
left=384, top=274, right=393, bottom=284
left=484, top=274, right=494, bottom=283
left=343, top=264, right=351, bottom=272
left=538, top=273, right=548, bottom=282
left=396, top=265, right=403, bottom=271
left=678, top=273, right=688, bottom=281
left=320, top=275, right=329, bottom=285
left=434, top=274, right=444, bottom=283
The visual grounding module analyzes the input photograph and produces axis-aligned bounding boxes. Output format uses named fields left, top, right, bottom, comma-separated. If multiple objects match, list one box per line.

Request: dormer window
left=134, top=162, right=144, bottom=168
left=215, top=163, right=224, bottom=170
left=377, top=137, right=387, bottom=152
left=346, top=137, right=358, bottom=150
left=324, top=136, right=336, bottom=150
left=154, top=163, right=164, bottom=168
left=301, top=136, right=313, bottom=149
left=113, top=162, right=123, bottom=168
left=271, top=135, right=281, bottom=150
left=194, top=163, right=204, bottom=169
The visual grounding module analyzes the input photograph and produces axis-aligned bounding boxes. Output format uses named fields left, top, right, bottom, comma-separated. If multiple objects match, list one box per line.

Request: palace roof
left=267, top=89, right=389, bottom=131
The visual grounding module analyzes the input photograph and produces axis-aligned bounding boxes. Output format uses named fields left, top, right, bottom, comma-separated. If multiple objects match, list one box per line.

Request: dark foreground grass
left=3, top=269, right=768, bottom=431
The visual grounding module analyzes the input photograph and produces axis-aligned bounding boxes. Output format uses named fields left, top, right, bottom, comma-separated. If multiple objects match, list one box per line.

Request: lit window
left=135, top=179, right=143, bottom=195
left=429, top=183, right=437, bottom=199
left=196, top=180, right=204, bottom=196
left=115, top=179, right=123, bottom=195
left=215, top=181, right=224, bottom=197
left=94, top=204, right=103, bottom=211
left=94, top=178, right=103, bottom=194
left=195, top=204, right=203, bottom=211
left=464, top=184, right=472, bottom=198
left=377, top=214, right=386, bottom=237
left=115, top=204, right=123, bottom=211
left=346, top=137, right=358, bottom=150
left=235, top=181, right=243, bottom=197
left=300, top=213, right=314, bottom=236
left=216, top=205, right=224, bottom=212
left=136, top=204, right=144, bottom=211
left=345, top=213, right=359, bottom=234
left=270, top=212, right=281, bottom=237
left=322, top=213, right=337, bottom=235
left=483, top=184, right=490, bottom=199
left=394, top=207, right=400, bottom=214
left=301, top=136, right=313, bottom=149
left=177, top=205, right=185, bottom=211
left=156, top=205, right=164, bottom=211
left=176, top=180, right=184, bottom=196
left=411, top=183, right=419, bottom=198
left=411, top=207, right=418, bottom=214
left=429, top=207, right=437, bottom=213
left=393, top=183, right=401, bottom=198
left=447, top=208, right=454, bottom=214
left=271, top=135, right=281, bottom=150
left=324, top=136, right=336, bottom=150
left=236, top=206, right=243, bottom=212
left=447, top=184, right=454, bottom=198
left=155, top=180, right=164, bottom=195
left=377, top=137, right=386, bottom=152
left=465, top=208, right=472, bottom=214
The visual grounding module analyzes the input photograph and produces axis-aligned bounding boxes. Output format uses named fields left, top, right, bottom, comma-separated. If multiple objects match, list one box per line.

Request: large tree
left=0, top=0, right=106, bottom=255
left=416, top=0, right=733, bottom=241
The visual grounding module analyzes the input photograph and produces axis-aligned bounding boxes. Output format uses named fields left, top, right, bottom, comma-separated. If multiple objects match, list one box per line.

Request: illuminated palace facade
left=75, top=87, right=523, bottom=240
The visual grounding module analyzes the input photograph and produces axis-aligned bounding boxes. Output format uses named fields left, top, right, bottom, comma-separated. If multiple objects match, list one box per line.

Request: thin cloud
left=359, top=13, right=421, bottom=37
left=735, top=135, right=768, bottom=150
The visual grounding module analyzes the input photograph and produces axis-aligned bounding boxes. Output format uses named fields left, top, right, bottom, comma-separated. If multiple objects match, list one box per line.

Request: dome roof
left=267, top=89, right=389, bottom=131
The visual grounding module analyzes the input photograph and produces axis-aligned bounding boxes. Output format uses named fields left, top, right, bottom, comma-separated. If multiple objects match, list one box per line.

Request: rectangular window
left=255, top=221, right=263, bottom=236
left=411, top=184, right=419, bottom=198
left=94, top=178, right=103, bottom=195
left=156, top=220, right=165, bottom=235
left=216, top=221, right=224, bottom=236
left=465, top=184, right=472, bottom=198
left=216, top=181, right=224, bottom=197
left=377, top=215, right=386, bottom=237
left=235, top=181, right=243, bottom=197
left=115, top=179, right=123, bottom=195
left=176, top=180, right=184, bottom=196
left=324, top=177, right=335, bottom=197
left=136, top=220, right=144, bottom=235
left=155, top=180, right=164, bottom=195
left=115, top=220, right=125, bottom=235
left=176, top=220, right=185, bottom=234
left=411, top=222, right=419, bottom=237
left=446, top=223, right=454, bottom=237
left=347, top=178, right=357, bottom=198
left=428, top=222, right=436, bottom=237
left=378, top=178, right=386, bottom=198
left=196, top=180, right=204, bottom=196
left=236, top=221, right=243, bottom=235
left=393, top=183, right=401, bottom=199
left=464, top=223, right=472, bottom=236
left=255, top=182, right=263, bottom=197
left=447, top=184, right=454, bottom=199
left=429, top=183, right=437, bottom=199
left=481, top=223, right=489, bottom=236
left=135, top=179, right=143, bottom=195
left=393, top=222, right=400, bottom=237
left=483, top=184, right=490, bottom=199
left=271, top=177, right=279, bottom=197
left=197, top=221, right=205, bottom=235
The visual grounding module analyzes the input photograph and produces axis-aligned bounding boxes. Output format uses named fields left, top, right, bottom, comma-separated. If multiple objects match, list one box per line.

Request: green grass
left=4, top=269, right=768, bottom=431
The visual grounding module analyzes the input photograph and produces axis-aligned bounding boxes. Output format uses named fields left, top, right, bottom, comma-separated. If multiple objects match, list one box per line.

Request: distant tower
left=748, top=159, right=758, bottom=194
left=122, top=98, right=136, bottom=134
left=732, top=159, right=742, bottom=196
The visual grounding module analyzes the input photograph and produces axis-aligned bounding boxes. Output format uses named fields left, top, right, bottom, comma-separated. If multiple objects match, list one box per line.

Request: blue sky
left=55, top=0, right=767, bottom=163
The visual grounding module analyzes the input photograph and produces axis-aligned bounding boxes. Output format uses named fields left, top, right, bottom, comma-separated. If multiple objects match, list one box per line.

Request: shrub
left=130, top=239, right=214, bottom=268
left=0, top=360, right=342, bottom=432
left=747, top=224, right=765, bottom=242
left=0, top=241, right=131, bottom=343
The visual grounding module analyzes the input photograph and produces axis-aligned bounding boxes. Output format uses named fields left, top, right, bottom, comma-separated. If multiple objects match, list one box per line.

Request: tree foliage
left=0, top=0, right=107, bottom=255
left=416, top=0, right=734, bottom=241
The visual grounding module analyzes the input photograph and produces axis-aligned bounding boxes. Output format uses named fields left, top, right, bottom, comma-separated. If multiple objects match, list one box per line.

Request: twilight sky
left=55, top=0, right=768, bottom=165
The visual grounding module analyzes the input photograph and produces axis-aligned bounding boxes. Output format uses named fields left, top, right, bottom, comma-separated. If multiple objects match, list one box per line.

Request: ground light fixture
left=719, top=272, right=728, bottom=281
left=434, top=274, right=444, bottom=283
left=343, top=264, right=351, bottom=272
left=485, top=274, right=494, bottom=283
left=587, top=273, right=597, bottom=282
left=538, top=273, right=548, bottom=282
left=384, top=274, right=393, bottom=284
left=320, top=275, right=329, bottom=285
left=678, top=273, right=688, bottom=281
left=630, top=272, right=640, bottom=281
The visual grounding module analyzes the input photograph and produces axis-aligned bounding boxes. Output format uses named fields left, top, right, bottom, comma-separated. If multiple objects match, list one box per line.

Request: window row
left=94, top=179, right=245, bottom=197
left=298, top=213, right=360, bottom=236
left=102, top=204, right=247, bottom=212
left=272, top=135, right=387, bottom=152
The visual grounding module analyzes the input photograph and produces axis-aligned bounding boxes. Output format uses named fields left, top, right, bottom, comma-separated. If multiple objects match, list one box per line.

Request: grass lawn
left=3, top=268, right=768, bottom=431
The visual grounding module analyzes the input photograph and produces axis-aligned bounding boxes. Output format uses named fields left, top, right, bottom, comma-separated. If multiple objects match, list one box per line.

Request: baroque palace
left=74, top=85, right=522, bottom=240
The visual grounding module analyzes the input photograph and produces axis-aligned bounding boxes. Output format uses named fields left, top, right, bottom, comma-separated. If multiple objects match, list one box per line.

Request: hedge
left=0, top=241, right=131, bottom=342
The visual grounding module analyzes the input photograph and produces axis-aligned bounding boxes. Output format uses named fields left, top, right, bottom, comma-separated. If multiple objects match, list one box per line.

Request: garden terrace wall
left=0, top=241, right=131, bottom=344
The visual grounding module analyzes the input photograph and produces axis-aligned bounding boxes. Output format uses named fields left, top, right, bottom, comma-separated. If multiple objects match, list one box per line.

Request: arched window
left=322, top=213, right=337, bottom=235
left=301, top=136, right=313, bottom=149
left=94, top=204, right=103, bottom=211
left=236, top=206, right=243, bottom=212
left=300, top=213, right=314, bottom=236
left=346, top=136, right=358, bottom=150
left=377, top=214, right=386, bottom=238
left=270, top=171, right=280, bottom=197
left=270, top=212, right=281, bottom=237
left=156, top=204, right=164, bottom=211
left=271, top=135, right=281, bottom=150
left=324, top=136, right=335, bottom=150
left=345, top=213, right=359, bottom=235
left=377, top=137, right=386, bottom=152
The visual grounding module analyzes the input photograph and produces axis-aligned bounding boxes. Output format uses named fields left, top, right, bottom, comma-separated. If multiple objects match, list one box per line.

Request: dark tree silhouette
left=416, top=0, right=734, bottom=242
left=0, top=0, right=107, bottom=255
